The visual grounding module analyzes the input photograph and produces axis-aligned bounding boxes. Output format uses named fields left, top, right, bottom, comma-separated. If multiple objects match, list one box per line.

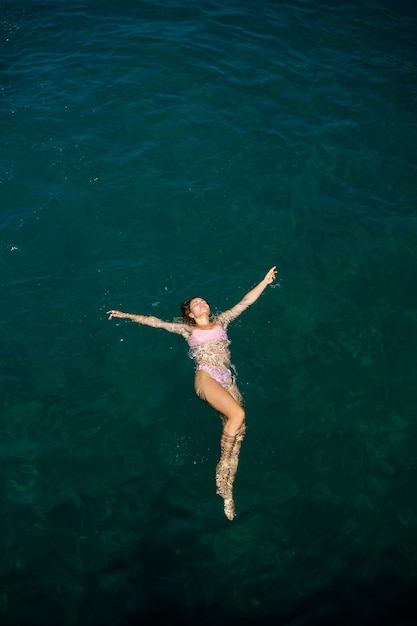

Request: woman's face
left=189, top=297, right=210, bottom=318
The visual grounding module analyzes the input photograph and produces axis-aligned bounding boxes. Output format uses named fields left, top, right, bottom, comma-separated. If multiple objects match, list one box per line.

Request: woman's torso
left=187, top=325, right=231, bottom=369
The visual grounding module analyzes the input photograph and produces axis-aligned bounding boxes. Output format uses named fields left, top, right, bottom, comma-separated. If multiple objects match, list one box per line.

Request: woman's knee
left=229, top=405, right=245, bottom=429
left=237, top=405, right=245, bottom=422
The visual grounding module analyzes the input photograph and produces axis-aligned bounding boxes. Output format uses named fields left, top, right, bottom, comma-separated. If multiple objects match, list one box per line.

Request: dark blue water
left=1, top=1, right=417, bottom=624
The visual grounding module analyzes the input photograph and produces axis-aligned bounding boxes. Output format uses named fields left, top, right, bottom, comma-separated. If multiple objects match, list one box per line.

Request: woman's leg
left=195, top=371, right=246, bottom=520
left=216, top=430, right=236, bottom=519
left=226, top=420, right=246, bottom=493
left=194, top=370, right=245, bottom=435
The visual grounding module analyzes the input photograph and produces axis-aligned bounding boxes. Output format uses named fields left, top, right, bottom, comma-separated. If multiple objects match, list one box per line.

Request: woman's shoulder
left=212, top=313, right=231, bottom=328
left=179, top=323, right=193, bottom=337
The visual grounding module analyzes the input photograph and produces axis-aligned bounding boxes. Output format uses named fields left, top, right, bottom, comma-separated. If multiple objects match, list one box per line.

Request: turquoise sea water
left=1, top=0, right=417, bottom=624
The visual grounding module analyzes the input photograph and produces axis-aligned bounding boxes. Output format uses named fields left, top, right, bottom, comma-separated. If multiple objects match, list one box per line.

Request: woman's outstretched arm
left=216, top=266, right=277, bottom=325
left=107, top=310, right=189, bottom=335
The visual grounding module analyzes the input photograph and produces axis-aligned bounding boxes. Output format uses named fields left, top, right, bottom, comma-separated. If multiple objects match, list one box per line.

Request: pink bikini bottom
left=196, top=365, right=232, bottom=388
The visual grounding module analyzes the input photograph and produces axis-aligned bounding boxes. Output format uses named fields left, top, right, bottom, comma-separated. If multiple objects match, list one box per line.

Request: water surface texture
left=1, top=0, right=417, bottom=624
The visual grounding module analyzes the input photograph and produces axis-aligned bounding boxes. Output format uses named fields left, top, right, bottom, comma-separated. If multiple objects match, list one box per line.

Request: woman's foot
left=223, top=497, right=235, bottom=521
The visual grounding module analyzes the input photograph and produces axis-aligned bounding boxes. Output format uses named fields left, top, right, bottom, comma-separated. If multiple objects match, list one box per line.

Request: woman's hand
left=264, top=266, right=277, bottom=284
left=107, top=310, right=127, bottom=320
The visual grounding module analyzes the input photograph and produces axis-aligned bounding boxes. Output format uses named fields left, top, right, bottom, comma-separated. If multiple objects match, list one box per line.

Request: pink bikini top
left=187, top=326, right=229, bottom=348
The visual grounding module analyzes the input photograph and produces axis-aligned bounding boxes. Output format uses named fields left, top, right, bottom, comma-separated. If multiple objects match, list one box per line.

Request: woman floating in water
left=107, top=265, right=277, bottom=520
